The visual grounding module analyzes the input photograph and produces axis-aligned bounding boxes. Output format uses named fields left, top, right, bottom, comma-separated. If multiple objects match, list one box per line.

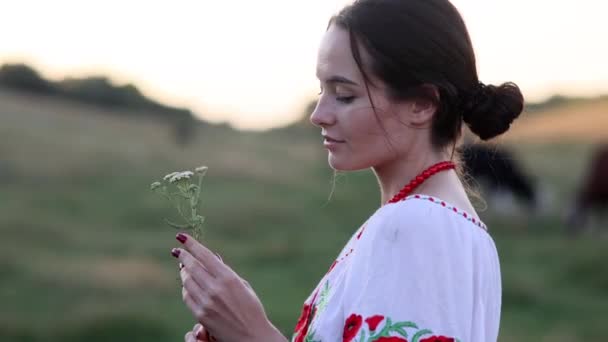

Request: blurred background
left=1, top=0, right=607, bottom=341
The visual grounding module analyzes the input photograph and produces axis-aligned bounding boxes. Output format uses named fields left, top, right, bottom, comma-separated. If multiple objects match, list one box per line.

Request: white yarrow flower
left=152, top=164, right=207, bottom=241
left=169, top=171, right=194, bottom=183
left=163, top=172, right=179, bottom=181
left=195, top=166, right=208, bottom=174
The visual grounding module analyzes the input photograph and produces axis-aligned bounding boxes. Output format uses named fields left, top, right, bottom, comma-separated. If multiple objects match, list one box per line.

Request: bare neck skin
left=373, top=147, right=449, bottom=203
left=373, top=145, right=477, bottom=217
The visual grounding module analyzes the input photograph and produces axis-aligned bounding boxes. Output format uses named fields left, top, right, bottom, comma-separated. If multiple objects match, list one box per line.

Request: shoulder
left=365, top=196, right=461, bottom=241
left=359, top=195, right=494, bottom=257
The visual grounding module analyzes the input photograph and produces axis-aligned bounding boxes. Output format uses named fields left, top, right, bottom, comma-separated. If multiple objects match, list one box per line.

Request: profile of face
left=310, top=24, right=437, bottom=171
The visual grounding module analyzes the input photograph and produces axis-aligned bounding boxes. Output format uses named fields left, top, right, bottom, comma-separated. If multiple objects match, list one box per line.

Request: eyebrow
left=324, top=75, right=359, bottom=86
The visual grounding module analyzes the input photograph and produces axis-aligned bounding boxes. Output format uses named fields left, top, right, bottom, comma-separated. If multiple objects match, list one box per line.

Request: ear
left=408, top=85, right=439, bottom=126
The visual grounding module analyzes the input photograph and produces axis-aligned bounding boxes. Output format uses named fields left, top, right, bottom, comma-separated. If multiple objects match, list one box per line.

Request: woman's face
left=311, top=24, right=431, bottom=171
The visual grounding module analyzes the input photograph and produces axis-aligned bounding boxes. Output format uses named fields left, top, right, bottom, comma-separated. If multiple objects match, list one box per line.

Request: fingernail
left=179, top=262, right=184, bottom=270
left=171, top=248, right=181, bottom=258
left=176, top=233, right=187, bottom=244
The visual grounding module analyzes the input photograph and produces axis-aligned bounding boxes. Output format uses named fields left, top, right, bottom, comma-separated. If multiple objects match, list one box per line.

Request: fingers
left=185, top=325, right=210, bottom=342
left=184, top=331, right=197, bottom=342
left=194, top=323, right=212, bottom=342
left=175, top=248, right=214, bottom=289
left=182, top=282, right=211, bottom=323
left=175, top=233, right=227, bottom=277
left=182, top=281, right=201, bottom=307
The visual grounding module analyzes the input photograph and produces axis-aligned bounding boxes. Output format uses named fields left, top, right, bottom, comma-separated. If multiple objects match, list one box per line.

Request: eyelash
left=318, top=89, right=355, bottom=104
left=336, top=96, right=355, bottom=104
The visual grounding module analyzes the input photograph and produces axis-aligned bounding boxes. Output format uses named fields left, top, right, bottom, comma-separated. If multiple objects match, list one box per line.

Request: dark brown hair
left=331, top=0, right=524, bottom=147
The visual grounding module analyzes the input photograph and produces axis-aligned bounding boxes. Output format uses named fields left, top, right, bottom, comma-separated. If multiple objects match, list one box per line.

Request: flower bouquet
left=150, top=166, right=208, bottom=241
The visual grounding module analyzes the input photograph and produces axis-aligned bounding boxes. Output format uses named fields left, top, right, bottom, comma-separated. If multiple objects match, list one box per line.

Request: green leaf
left=376, top=317, right=392, bottom=337
left=366, top=331, right=378, bottom=342
left=392, top=327, right=408, bottom=338
left=358, top=329, right=366, bottom=342
left=411, top=329, right=433, bottom=342
left=164, top=218, right=192, bottom=230
left=393, top=321, right=418, bottom=330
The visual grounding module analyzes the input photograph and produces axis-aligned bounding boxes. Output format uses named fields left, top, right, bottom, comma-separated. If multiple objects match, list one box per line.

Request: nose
left=310, top=100, right=336, bottom=128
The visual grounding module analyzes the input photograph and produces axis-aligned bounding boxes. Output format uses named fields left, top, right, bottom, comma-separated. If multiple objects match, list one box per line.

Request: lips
left=322, top=135, right=345, bottom=143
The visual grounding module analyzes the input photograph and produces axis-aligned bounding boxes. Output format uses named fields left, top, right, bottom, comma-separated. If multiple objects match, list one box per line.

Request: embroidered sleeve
left=341, top=204, right=470, bottom=342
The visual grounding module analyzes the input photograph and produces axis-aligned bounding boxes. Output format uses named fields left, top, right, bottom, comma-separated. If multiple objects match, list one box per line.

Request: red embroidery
left=356, top=225, right=367, bottom=239
left=342, top=313, right=460, bottom=342
left=328, top=260, right=338, bottom=273
left=294, top=303, right=312, bottom=333
left=343, top=314, right=363, bottom=342
left=420, top=336, right=455, bottom=342
left=365, top=315, right=384, bottom=331
left=374, top=337, right=408, bottom=342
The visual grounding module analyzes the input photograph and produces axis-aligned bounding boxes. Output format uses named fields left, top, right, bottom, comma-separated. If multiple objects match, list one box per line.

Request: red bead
left=385, top=161, right=455, bottom=205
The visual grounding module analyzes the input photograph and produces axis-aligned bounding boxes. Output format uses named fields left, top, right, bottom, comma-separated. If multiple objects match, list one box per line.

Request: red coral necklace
left=385, top=160, right=456, bottom=204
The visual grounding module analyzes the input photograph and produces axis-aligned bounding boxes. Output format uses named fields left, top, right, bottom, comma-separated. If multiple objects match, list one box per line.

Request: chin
left=328, top=153, right=367, bottom=171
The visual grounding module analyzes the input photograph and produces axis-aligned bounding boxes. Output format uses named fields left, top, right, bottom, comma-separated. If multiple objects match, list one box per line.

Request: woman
left=173, top=0, right=524, bottom=341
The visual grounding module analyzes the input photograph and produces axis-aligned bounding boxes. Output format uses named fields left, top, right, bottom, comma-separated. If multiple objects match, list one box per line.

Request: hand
left=184, top=323, right=216, bottom=342
left=172, top=233, right=287, bottom=342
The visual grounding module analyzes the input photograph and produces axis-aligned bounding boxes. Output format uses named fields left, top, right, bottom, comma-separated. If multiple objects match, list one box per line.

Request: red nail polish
left=171, top=248, right=181, bottom=258
left=176, top=233, right=187, bottom=244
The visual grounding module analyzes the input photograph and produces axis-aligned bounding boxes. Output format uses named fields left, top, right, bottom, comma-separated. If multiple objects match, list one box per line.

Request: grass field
left=0, top=89, right=607, bottom=341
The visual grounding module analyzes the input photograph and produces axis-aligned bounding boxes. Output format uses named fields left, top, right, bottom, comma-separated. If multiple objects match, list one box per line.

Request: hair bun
left=461, top=82, right=524, bottom=140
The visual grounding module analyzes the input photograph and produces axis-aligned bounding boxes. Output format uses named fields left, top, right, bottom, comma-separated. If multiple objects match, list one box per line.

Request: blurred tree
left=0, top=63, right=205, bottom=146
left=0, top=63, right=57, bottom=94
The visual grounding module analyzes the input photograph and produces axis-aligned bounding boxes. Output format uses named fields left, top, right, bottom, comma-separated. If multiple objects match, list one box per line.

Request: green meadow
left=1, top=89, right=607, bottom=341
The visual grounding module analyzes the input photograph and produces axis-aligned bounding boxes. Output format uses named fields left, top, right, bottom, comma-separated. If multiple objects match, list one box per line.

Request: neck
left=373, top=149, right=452, bottom=204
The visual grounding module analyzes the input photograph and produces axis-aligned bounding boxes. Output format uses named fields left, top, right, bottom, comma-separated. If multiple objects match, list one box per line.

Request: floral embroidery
left=373, top=337, right=407, bottom=342
left=365, top=315, right=385, bottom=331
left=343, top=314, right=363, bottom=342
left=293, top=304, right=316, bottom=342
left=343, top=314, right=460, bottom=342
left=420, top=336, right=456, bottom=342
left=292, top=281, right=332, bottom=342
left=303, top=329, right=321, bottom=342
left=294, top=303, right=312, bottom=333
left=316, top=281, right=331, bottom=313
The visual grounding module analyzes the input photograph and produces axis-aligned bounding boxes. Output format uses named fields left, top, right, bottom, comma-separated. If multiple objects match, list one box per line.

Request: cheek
left=342, top=106, right=385, bottom=139
left=330, top=114, right=394, bottom=170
